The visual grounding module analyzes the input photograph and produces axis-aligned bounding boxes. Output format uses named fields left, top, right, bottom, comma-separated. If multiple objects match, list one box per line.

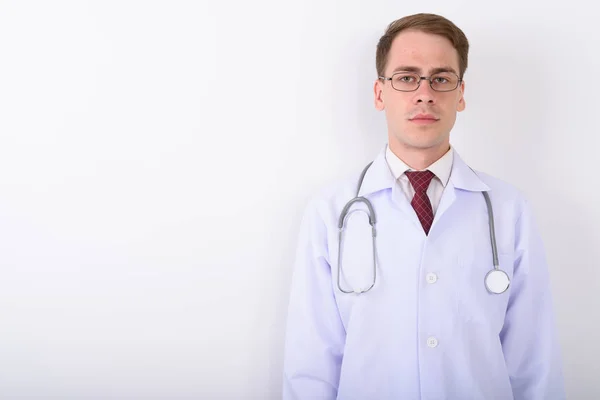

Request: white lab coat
left=282, top=145, right=565, bottom=399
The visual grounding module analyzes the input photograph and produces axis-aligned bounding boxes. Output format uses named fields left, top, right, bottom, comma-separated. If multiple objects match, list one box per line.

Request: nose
left=413, top=78, right=436, bottom=105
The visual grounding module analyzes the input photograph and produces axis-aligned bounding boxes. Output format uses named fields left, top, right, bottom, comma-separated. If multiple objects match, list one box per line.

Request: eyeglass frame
left=378, top=71, right=463, bottom=92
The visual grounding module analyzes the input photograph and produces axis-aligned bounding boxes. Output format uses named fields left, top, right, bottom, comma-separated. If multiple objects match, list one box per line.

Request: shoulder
left=470, top=168, right=531, bottom=219
left=302, top=165, right=369, bottom=223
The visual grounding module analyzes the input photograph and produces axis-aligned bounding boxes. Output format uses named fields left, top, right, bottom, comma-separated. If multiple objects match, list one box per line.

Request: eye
left=431, top=74, right=458, bottom=86
left=393, top=74, right=417, bottom=83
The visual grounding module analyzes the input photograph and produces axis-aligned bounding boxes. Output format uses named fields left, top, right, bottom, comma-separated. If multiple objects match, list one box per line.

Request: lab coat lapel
left=356, top=147, right=394, bottom=197
left=391, top=178, right=424, bottom=232
left=430, top=148, right=491, bottom=235
left=357, top=147, right=426, bottom=233
left=431, top=178, right=457, bottom=233
left=449, top=149, right=491, bottom=193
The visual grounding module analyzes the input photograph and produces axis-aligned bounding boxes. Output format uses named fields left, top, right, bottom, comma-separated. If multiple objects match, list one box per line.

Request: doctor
left=282, top=13, right=565, bottom=400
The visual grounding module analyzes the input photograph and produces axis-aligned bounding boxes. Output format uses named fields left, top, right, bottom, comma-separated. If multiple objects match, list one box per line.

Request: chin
left=403, top=133, right=445, bottom=149
left=390, top=125, right=449, bottom=150
left=409, top=142, right=443, bottom=150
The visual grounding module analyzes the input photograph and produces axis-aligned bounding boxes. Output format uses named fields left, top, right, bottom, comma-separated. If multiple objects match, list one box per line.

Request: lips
left=409, top=113, right=439, bottom=125
left=410, top=113, right=439, bottom=121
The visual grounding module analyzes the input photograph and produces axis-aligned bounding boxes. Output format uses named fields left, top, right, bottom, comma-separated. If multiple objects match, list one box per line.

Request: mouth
left=409, top=113, right=439, bottom=125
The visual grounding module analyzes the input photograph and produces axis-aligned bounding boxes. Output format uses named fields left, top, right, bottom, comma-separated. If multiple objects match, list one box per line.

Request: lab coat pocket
left=457, top=251, right=514, bottom=330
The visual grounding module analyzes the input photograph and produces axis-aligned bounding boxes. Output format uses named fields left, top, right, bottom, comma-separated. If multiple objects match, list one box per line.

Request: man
left=282, top=13, right=565, bottom=400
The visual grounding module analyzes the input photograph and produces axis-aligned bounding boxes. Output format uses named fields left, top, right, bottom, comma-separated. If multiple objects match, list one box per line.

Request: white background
left=0, top=1, right=597, bottom=399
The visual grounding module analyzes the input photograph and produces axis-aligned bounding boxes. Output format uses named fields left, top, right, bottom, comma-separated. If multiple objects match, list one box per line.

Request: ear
left=456, top=80, right=466, bottom=112
left=374, top=79, right=385, bottom=111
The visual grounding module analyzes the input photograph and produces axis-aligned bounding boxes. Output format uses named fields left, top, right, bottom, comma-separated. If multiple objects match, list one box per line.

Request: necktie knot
left=405, top=170, right=435, bottom=193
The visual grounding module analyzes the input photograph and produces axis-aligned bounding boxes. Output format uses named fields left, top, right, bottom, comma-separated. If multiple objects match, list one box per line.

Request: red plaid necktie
left=405, top=170, right=435, bottom=235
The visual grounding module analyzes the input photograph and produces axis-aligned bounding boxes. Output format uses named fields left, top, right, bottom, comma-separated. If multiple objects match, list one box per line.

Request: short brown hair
left=376, top=13, right=469, bottom=79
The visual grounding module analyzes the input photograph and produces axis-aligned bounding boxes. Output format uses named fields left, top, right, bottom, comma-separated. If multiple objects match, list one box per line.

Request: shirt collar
left=357, top=144, right=490, bottom=197
left=385, top=144, right=453, bottom=187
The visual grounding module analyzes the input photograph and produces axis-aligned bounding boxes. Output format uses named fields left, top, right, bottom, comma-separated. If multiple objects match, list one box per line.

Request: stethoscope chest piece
left=485, top=269, right=510, bottom=294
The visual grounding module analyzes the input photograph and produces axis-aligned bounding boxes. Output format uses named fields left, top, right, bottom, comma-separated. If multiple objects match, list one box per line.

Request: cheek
left=386, top=109, right=410, bottom=129
left=383, top=97, right=408, bottom=117
left=441, top=98, right=462, bottom=116
left=442, top=112, right=458, bottom=131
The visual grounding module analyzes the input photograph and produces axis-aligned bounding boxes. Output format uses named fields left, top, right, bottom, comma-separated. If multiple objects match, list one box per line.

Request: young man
left=282, top=13, right=565, bottom=400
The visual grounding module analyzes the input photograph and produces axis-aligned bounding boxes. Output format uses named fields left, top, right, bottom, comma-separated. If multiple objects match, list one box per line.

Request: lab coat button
left=427, top=337, right=438, bottom=348
left=426, top=273, right=438, bottom=284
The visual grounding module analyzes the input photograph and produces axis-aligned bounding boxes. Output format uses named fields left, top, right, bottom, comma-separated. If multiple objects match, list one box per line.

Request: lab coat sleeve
left=499, top=199, right=566, bottom=400
left=282, top=198, right=346, bottom=400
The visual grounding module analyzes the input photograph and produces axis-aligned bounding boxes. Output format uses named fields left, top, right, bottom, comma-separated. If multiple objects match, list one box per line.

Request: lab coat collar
left=357, top=145, right=490, bottom=198
left=356, top=146, right=396, bottom=198
left=449, top=149, right=491, bottom=192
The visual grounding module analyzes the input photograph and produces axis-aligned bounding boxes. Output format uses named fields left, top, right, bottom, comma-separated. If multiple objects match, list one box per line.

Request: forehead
left=386, top=30, right=460, bottom=74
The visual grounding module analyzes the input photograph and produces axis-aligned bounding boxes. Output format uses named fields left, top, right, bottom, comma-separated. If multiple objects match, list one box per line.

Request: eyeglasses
left=378, top=71, right=462, bottom=92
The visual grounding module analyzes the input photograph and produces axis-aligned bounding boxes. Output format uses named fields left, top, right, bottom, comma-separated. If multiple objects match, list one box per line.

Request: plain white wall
left=0, top=0, right=597, bottom=398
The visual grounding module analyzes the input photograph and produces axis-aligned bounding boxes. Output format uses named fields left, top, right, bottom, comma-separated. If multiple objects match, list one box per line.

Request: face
left=374, top=30, right=465, bottom=155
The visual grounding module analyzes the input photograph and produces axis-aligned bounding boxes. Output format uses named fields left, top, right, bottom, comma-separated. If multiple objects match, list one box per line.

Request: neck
left=388, top=140, right=450, bottom=170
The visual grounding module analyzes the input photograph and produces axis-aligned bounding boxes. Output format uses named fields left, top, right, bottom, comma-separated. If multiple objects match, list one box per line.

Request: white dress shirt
left=385, top=145, right=453, bottom=215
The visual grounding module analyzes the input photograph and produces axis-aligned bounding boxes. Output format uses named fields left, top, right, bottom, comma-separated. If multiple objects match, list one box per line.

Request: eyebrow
left=390, top=65, right=458, bottom=75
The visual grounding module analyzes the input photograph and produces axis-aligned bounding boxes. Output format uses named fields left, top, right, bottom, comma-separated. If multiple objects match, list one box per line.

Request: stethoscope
left=337, top=161, right=510, bottom=295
